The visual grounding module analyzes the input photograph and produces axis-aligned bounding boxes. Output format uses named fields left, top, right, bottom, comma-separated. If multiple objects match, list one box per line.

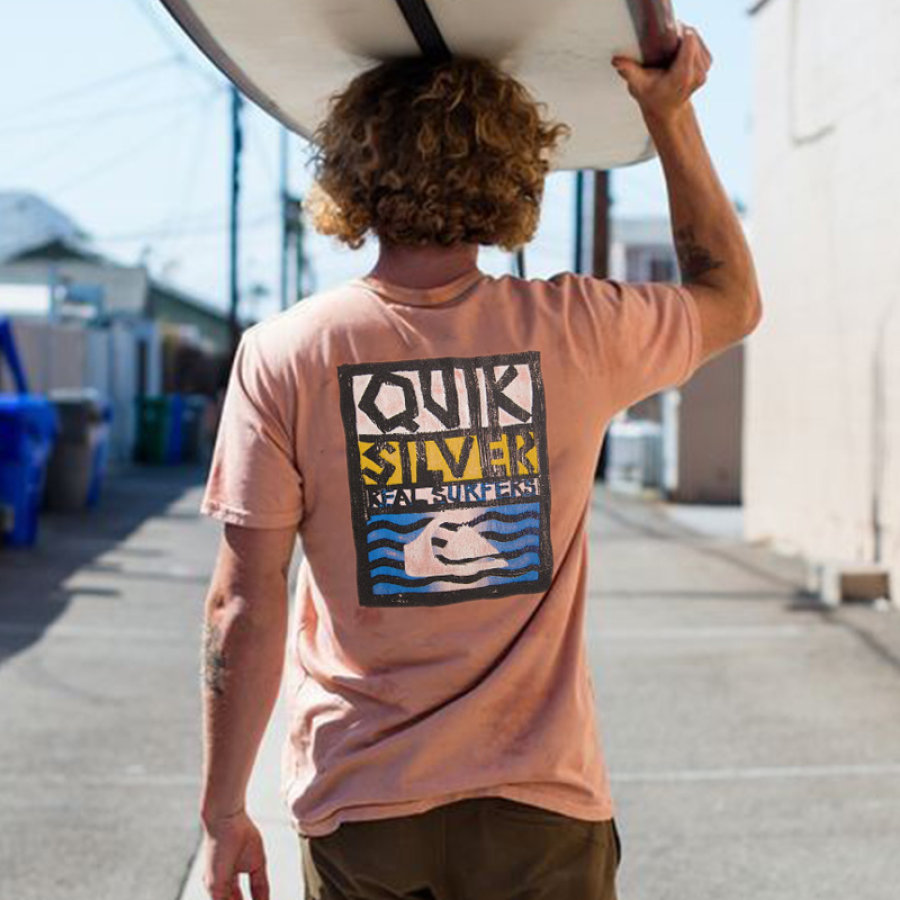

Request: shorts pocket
left=610, top=817, right=622, bottom=869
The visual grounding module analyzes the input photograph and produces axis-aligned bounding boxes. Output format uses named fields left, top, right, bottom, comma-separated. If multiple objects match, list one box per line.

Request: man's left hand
left=202, top=809, right=270, bottom=900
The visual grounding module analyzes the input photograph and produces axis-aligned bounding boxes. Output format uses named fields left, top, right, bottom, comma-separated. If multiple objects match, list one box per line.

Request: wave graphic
left=364, top=503, right=543, bottom=593
left=370, top=562, right=542, bottom=588
left=372, top=569, right=542, bottom=595
left=477, top=526, right=540, bottom=542
left=366, top=516, right=432, bottom=535
left=371, top=550, right=540, bottom=573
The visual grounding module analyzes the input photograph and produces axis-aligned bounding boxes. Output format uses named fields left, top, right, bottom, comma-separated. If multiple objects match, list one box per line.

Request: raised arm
left=613, top=25, right=763, bottom=362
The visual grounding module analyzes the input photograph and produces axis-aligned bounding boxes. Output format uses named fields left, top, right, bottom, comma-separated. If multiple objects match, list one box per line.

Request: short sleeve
left=579, top=278, right=704, bottom=413
left=200, top=328, right=304, bottom=529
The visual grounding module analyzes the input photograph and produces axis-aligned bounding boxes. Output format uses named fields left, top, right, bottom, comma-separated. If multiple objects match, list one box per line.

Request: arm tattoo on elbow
left=202, top=621, right=227, bottom=697
left=674, top=226, right=724, bottom=282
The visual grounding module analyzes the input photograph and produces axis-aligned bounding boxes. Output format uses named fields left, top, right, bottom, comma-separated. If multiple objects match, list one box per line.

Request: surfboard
left=158, top=0, right=679, bottom=170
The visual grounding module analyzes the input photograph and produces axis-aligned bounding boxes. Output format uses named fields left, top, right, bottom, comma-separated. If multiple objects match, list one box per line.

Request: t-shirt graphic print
left=337, top=351, right=553, bottom=607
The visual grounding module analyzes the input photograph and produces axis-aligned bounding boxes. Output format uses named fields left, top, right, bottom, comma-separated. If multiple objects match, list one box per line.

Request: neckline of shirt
left=351, top=268, right=489, bottom=307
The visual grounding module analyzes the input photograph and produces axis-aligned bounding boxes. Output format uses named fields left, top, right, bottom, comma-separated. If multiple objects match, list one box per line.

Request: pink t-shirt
left=200, top=267, right=703, bottom=837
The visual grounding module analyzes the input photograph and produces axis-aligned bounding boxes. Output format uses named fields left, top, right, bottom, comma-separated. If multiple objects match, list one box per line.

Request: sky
left=1, top=0, right=751, bottom=322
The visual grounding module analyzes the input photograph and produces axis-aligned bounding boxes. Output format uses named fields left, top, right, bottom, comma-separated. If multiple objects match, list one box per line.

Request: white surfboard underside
left=159, top=0, right=678, bottom=170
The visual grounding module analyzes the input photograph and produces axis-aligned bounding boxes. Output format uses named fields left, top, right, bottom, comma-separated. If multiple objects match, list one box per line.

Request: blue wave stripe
left=369, top=563, right=541, bottom=588
left=479, top=502, right=540, bottom=517
left=367, top=502, right=538, bottom=528
left=480, top=532, right=540, bottom=553
left=367, top=526, right=426, bottom=543
left=368, top=550, right=540, bottom=579
left=435, top=549, right=540, bottom=568
left=372, top=568, right=540, bottom=595
left=365, top=517, right=432, bottom=535
left=368, top=512, right=434, bottom=525
left=473, top=570, right=541, bottom=588
left=368, top=546, right=405, bottom=562
left=472, top=516, right=538, bottom=535
left=367, top=528, right=540, bottom=553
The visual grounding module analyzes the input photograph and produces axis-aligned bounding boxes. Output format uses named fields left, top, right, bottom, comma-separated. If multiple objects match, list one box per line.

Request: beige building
left=606, top=217, right=746, bottom=503
left=747, top=0, right=900, bottom=594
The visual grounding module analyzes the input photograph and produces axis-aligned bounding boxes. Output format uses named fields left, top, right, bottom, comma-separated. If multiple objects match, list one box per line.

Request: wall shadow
left=0, top=464, right=207, bottom=668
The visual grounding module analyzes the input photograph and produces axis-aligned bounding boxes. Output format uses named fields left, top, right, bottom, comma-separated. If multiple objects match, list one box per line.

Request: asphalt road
left=1, top=468, right=898, bottom=899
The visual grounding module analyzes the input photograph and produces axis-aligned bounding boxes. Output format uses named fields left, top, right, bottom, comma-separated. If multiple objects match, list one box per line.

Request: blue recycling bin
left=164, top=393, right=186, bottom=464
left=86, top=399, right=113, bottom=507
left=0, top=395, right=58, bottom=546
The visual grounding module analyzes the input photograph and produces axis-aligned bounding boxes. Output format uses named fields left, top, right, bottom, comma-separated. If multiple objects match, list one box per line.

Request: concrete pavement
left=592, top=489, right=900, bottom=900
left=0, top=466, right=218, bottom=900
left=2, top=468, right=899, bottom=899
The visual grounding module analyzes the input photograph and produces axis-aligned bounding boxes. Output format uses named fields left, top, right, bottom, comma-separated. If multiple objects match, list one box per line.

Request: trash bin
left=180, top=395, right=208, bottom=463
left=135, top=393, right=209, bottom=465
left=134, top=395, right=169, bottom=464
left=44, top=389, right=112, bottom=512
left=86, top=399, right=113, bottom=507
left=0, top=394, right=58, bottom=546
left=163, top=393, right=186, bottom=464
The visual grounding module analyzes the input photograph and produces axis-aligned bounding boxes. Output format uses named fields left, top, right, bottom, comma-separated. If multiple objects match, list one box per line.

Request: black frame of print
left=337, top=351, right=554, bottom=607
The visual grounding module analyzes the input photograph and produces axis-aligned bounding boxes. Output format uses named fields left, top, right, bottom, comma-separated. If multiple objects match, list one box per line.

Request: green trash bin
left=134, top=396, right=170, bottom=464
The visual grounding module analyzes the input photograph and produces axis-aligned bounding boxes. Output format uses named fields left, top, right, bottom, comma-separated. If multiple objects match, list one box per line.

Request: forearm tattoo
left=674, top=226, right=724, bottom=282
left=202, top=621, right=227, bottom=697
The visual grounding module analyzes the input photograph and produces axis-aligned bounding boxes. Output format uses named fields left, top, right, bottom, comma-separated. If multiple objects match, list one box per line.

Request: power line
left=4, top=72, right=187, bottom=182
left=245, top=114, right=279, bottom=192
left=0, top=90, right=215, bottom=136
left=129, top=0, right=220, bottom=89
left=95, top=208, right=280, bottom=243
left=157, top=98, right=220, bottom=259
left=95, top=197, right=280, bottom=241
left=0, top=56, right=179, bottom=122
left=47, top=86, right=225, bottom=195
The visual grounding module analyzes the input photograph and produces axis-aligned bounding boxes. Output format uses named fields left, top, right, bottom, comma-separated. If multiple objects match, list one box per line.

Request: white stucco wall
left=747, top=0, right=900, bottom=592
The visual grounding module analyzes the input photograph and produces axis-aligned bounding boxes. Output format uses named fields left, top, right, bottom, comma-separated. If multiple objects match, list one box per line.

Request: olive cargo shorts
left=300, top=796, right=622, bottom=899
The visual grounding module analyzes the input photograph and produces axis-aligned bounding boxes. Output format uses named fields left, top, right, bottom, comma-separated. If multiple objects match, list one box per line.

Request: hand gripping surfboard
left=158, top=0, right=679, bottom=170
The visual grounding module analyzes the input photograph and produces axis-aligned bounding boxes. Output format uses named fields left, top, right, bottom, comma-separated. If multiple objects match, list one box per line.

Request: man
left=198, top=25, right=761, bottom=900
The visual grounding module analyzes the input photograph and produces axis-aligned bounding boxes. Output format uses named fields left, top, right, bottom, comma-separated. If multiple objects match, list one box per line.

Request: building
left=606, top=216, right=746, bottom=503
left=747, top=0, right=899, bottom=593
left=0, top=192, right=233, bottom=352
left=0, top=191, right=235, bottom=460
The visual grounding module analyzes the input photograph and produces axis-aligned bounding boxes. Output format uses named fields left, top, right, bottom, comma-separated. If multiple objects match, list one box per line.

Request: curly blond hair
left=304, top=55, right=571, bottom=251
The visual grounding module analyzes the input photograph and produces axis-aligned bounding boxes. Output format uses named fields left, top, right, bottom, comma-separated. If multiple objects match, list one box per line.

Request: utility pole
left=279, top=126, right=290, bottom=311
left=514, top=247, right=526, bottom=278
left=282, top=194, right=304, bottom=303
left=582, top=168, right=611, bottom=482
left=591, top=170, right=610, bottom=279
left=228, top=84, right=244, bottom=356
left=295, top=207, right=306, bottom=299
left=572, top=169, right=608, bottom=277
left=574, top=170, right=585, bottom=273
